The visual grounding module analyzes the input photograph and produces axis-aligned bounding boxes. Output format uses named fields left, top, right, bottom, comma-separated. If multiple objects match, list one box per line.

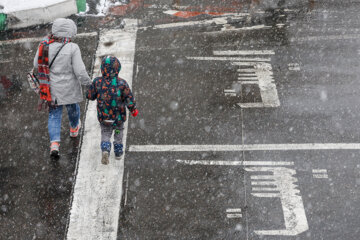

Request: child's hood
left=101, top=56, right=122, bottom=78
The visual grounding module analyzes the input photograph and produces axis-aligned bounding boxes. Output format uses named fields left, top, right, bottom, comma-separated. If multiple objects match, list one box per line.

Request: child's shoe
left=50, top=142, right=60, bottom=158
left=70, top=120, right=81, bottom=137
left=114, top=143, right=123, bottom=160
left=101, top=151, right=109, bottom=165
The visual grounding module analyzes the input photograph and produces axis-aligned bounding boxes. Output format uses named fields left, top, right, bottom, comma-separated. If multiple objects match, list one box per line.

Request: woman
left=33, top=18, right=91, bottom=158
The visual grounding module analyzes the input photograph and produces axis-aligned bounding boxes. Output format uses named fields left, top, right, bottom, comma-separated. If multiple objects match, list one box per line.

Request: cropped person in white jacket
left=33, top=18, right=91, bottom=158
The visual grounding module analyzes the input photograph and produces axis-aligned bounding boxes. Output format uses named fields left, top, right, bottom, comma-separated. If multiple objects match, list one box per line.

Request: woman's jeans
left=48, top=104, right=80, bottom=142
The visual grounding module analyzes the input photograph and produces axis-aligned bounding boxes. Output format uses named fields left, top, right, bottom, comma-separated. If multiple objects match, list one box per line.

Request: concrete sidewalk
left=0, top=0, right=86, bottom=30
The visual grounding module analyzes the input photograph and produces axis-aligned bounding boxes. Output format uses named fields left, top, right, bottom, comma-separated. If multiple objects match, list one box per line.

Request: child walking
left=87, top=56, right=138, bottom=165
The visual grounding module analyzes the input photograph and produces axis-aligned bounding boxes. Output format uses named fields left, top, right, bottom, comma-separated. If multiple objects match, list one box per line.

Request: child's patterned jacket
left=87, top=56, right=136, bottom=127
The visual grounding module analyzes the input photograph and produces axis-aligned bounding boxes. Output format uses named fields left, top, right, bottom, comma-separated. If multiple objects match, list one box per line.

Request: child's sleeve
left=86, top=79, right=97, bottom=101
left=123, top=81, right=136, bottom=112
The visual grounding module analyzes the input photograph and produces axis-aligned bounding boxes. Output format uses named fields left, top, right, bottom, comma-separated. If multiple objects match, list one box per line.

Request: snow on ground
left=96, top=0, right=109, bottom=16
left=0, top=0, right=70, bottom=13
left=79, top=0, right=127, bottom=16
left=95, top=0, right=127, bottom=16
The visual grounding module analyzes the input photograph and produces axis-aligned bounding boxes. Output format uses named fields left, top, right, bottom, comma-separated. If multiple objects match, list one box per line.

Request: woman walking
left=33, top=18, right=91, bottom=158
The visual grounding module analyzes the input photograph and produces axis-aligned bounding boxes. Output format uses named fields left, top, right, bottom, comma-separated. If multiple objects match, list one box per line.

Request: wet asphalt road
left=1, top=0, right=360, bottom=239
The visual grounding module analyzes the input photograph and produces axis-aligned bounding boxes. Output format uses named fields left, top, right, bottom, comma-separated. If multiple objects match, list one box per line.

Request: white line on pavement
left=288, top=63, right=300, bottom=71
left=252, top=187, right=279, bottom=192
left=176, top=160, right=294, bottom=166
left=0, top=32, right=98, bottom=46
left=186, top=56, right=271, bottom=62
left=290, top=34, right=360, bottom=42
left=312, top=169, right=329, bottom=179
left=313, top=174, right=329, bottom=179
left=226, top=208, right=242, bottom=213
left=164, top=9, right=249, bottom=17
left=66, top=19, right=138, bottom=240
left=251, top=181, right=277, bottom=186
left=237, top=74, right=257, bottom=77
left=238, top=102, right=267, bottom=108
left=227, top=213, right=242, bottom=218
left=239, top=80, right=259, bottom=84
left=208, top=24, right=271, bottom=34
left=129, top=143, right=360, bottom=152
left=224, top=89, right=237, bottom=97
left=251, top=175, right=275, bottom=180
left=214, top=50, right=275, bottom=55
left=150, top=16, right=230, bottom=29
left=237, top=69, right=256, bottom=73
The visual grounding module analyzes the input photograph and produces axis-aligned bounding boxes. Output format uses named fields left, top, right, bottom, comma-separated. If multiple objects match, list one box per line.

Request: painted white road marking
left=226, top=208, right=242, bottom=213
left=238, top=80, right=259, bottom=85
left=178, top=160, right=309, bottom=236
left=163, top=10, right=249, bottom=17
left=288, top=63, right=300, bottom=71
left=224, top=89, right=237, bottom=97
left=186, top=56, right=271, bottom=62
left=147, top=15, right=271, bottom=33
left=312, top=169, right=329, bottom=179
left=238, top=75, right=257, bottom=78
left=251, top=181, right=277, bottom=186
left=237, top=69, right=256, bottom=73
left=290, top=34, right=360, bottom=42
left=232, top=61, right=280, bottom=108
left=129, top=143, right=360, bottom=152
left=66, top=19, right=138, bottom=240
left=227, top=213, right=242, bottom=218
left=150, top=16, right=230, bottom=29
left=209, top=24, right=271, bottom=34
left=176, top=160, right=294, bottom=166
left=187, top=50, right=280, bottom=108
left=214, top=50, right=275, bottom=56
left=0, top=32, right=98, bottom=46
left=247, top=167, right=309, bottom=236
left=226, top=209, right=242, bottom=218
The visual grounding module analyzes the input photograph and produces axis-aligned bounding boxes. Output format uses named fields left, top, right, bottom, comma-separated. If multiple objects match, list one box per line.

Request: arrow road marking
left=176, top=160, right=309, bottom=236
left=247, top=167, right=309, bottom=236
left=186, top=50, right=280, bottom=108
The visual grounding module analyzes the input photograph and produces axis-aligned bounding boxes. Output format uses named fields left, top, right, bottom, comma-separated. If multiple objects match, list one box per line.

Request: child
left=87, top=56, right=138, bottom=165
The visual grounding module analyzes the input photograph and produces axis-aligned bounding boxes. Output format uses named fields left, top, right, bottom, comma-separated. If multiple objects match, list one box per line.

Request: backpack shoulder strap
left=49, top=43, right=66, bottom=69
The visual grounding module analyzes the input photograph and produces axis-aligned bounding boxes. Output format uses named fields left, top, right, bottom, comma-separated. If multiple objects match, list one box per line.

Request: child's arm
left=86, top=78, right=98, bottom=101
left=122, top=80, right=137, bottom=116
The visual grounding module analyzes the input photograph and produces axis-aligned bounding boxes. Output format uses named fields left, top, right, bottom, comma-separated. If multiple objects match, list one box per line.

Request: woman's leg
left=65, top=103, right=80, bottom=128
left=48, top=105, right=63, bottom=143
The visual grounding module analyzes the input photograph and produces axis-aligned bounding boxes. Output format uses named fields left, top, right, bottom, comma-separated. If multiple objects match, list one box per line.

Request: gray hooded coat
left=33, top=18, right=91, bottom=105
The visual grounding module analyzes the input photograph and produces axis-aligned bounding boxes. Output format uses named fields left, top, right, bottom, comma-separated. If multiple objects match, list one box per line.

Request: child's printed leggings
left=100, top=122, right=124, bottom=143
